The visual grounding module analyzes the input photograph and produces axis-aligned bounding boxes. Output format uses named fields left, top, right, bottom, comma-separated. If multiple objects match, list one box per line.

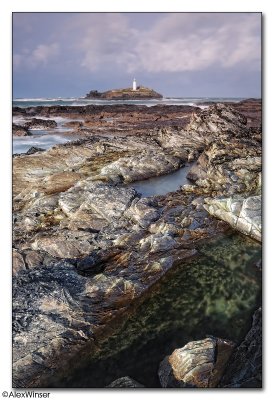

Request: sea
left=13, top=96, right=245, bottom=108
left=12, top=97, right=247, bottom=155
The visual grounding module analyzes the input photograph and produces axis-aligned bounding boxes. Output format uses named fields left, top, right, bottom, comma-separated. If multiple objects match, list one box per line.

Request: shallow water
left=12, top=115, right=80, bottom=154
left=13, top=133, right=73, bottom=154
left=56, top=232, right=261, bottom=388
left=131, top=163, right=194, bottom=197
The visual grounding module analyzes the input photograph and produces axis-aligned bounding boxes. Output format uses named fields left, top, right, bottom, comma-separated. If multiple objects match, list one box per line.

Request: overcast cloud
left=13, top=13, right=261, bottom=98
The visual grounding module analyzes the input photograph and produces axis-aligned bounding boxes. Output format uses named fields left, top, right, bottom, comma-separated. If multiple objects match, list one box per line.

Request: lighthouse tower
left=132, top=78, right=137, bottom=91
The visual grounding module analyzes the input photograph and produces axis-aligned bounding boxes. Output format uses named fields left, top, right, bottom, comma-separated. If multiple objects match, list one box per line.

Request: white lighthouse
left=132, top=78, right=137, bottom=91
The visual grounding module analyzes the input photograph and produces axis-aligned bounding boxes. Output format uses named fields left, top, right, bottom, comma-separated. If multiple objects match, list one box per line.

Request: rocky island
left=85, top=85, right=163, bottom=100
left=12, top=99, right=262, bottom=388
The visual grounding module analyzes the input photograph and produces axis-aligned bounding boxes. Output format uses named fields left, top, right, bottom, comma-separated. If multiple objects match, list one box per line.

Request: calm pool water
left=131, top=163, right=194, bottom=197
left=55, top=232, right=261, bottom=388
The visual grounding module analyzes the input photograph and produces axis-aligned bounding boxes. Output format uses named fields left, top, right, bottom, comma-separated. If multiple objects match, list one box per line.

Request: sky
left=13, top=12, right=261, bottom=98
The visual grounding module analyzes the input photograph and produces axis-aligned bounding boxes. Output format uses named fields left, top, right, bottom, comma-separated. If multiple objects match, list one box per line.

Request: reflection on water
left=57, top=232, right=261, bottom=388
left=131, top=163, right=194, bottom=197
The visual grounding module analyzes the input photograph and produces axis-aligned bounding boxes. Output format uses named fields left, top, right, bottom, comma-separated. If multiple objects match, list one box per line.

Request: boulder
left=158, top=337, right=234, bottom=388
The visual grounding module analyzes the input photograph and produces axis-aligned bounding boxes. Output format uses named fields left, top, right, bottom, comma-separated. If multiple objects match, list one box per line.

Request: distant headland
left=85, top=78, right=163, bottom=100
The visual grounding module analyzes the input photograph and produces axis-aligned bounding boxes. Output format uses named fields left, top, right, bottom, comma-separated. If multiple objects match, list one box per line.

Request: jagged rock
left=186, top=103, right=248, bottom=137
left=13, top=123, right=31, bottom=136
left=99, top=152, right=182, bottom=183
left=204, top=196, right=261, bottom=241
left=158, top=337, right=234, bottom=388
left=13, top=249, right=26, bottom=276
left=25, top=118, right=57, bottom=130
left=106, top=376, right=144, bottom=388
left=12, top=101, right=261, bottom=388
left=31, top=233, right=95, bottom=259
left=139, top=233, right=178, bottom=253
left=125, top=198, right=159, bottom=228
left=24, top=250, right=44, bottom=269
left=220, top=308, right=262, bottom=388
left=25, top=147, right=46, bottom=155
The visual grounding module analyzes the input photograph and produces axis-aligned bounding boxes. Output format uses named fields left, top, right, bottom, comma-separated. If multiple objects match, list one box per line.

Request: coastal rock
left=220, top=308, right=262, bottom=388
left=106, top=376, right=144, bottom=388
left=12, top=124, right=31, bottom=136
left=85, top=86, right=163, bottom=100
left=24, top=250, right=44, bottom=269
left=186, top=103, right=247, bottom=137
left=99, top=152, right=182, bottom=183
left=185, top=104, right=261, bottom=196
left=139, top=233, right=178, bottom=253
left=25, top=147, right=46, bottom=155
left=31, top=233, right=95, bottom=259
left=124, top=198, right=159, bottom=228
left=13, top=249, right=26, bottom=276
left=204, top=196, right=261, bottom=241
left=158, top=337, right=234, bottom=388
left=12, top=101, right=261, bottom=387
left=25, top=118, right=57, bottom=130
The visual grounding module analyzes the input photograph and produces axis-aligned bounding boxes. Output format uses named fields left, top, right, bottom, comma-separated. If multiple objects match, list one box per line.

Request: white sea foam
left=13, top=97, right=247, bottom=109
left=13, top=133, right=73, bottom=154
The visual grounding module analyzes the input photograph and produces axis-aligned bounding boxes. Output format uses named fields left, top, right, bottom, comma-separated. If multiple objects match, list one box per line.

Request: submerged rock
left=107, top=376, right=144, bottom=388
left=158, top=337, right=234, bottom=388
left=12, top=102, right=261, bottom=387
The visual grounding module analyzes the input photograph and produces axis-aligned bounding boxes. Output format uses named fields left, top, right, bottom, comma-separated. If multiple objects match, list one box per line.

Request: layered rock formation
left=12, top=101, right=262, bottom=387
left=204, top=196, right=261, bottom=242
left=158, top=308, right=262, bottom=388
left=158, top=337, right=234, bottom=388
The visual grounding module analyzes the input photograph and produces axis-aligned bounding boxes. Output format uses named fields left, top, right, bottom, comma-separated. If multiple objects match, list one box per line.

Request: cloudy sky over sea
left=13, top=12, right=261, bottom=98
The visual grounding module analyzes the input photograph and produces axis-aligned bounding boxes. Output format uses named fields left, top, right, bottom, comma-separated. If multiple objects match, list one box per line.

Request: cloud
left=13, top=42, right=59, bottom=69
left=13, top=13, right=261, bottom=77
left=77, top=13, right=261, bottom=74
left=30, top=43, right=59, bottom=66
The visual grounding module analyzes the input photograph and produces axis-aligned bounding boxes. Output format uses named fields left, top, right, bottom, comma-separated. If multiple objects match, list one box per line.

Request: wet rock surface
left=25, top=118, right=58, bottom=130
left=13, top=123, right=31, bottom=137
left=12, top=100, right=262, bottom=387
